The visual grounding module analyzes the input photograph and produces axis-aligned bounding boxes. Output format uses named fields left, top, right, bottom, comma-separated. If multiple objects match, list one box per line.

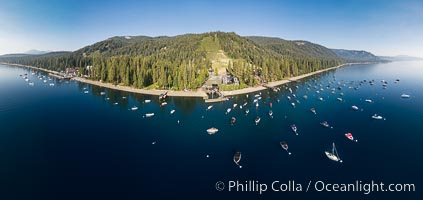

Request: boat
left=287, top=96, right=291, bottom=100
left=170, top=109, right=175, bottom=114
left=84, top=91, right=89, bottom=94
left=290, top=124, right=298, bottom=135
left=145, top=113, right=155, bottom=117
left=144, top=99, right=151, bottom=103
left=320, top=121, right=331, bottom=128
left=269, top=110, right=273, bottom=117
left=122, top=96, right=127, bottom=99
left=401, top=94, right=410, bottom=98
left=337, top=97, right=343, bottom=102
left=303, top=95, right=308, bottom=99
left=255, top=117, right=261, bottom=125
left=43, top=80, right=47, bottom=83
left=159, top=91, right=168, bottom=100
left=245, top=109, right=250, bottom=115
left=372, top=114, right=383, bottom=120
left=318, top=97, right=323, bottom=101
left=28, top=82, right=34, bottom=86
left=131, top=106, right=138, bottom=111
left=226, top=108, right=231, bottom=114
left=256, top=102, right=259, bottom=107
left=365, top=99, right=373, bottom=103
left=254, top=94, right=260, bottom=98
left=280, top=141, right=291, bottom=155
left=351, top=105, right=359, bottom=111
left=25, top=78, right=29, bottom=82
left=113, top=102, right=118, bottom=105
left=49, top=83, right=54, bottom=86
left=253, top=99, right=258, bottom=103
left=325, top=143, right=342, bottom=162
left=233, top=152, right=242, bottom=168
left=233, top=103, right=238, bottom=108
left=345, top=132, right=358, bottom=142
left=310, top=108, right=316, bottom=114
left=161, top=102, right=167, bottom=106
left=207, top=127, right=219, bottom=135
left=230, top=117, right=236, bottom=125
left=291, top=102, right=295, bottom=107
left=100, top=92, right=106, bottom=95
left=207, top=105, right=213, bottom=110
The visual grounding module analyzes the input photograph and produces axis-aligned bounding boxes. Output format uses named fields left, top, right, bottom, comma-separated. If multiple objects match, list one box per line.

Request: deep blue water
left=0, top=62, right=422, bottom=199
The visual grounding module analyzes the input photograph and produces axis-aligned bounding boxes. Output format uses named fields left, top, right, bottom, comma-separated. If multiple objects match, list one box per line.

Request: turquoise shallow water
left=0, top=61, right=422, bottom=199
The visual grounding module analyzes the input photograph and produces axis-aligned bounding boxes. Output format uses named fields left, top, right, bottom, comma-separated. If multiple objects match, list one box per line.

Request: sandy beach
left=2, top=62, right=362, bottom=100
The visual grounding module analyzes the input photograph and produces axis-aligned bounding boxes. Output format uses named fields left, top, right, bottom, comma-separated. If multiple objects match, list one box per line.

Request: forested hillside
left=0, top=32, right=367, bottom=90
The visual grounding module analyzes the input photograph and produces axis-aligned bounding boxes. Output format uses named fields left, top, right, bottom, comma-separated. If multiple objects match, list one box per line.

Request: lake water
left=0, top=61, right=422, bottom=199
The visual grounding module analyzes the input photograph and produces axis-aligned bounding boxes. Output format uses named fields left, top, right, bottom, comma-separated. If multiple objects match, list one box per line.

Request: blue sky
left=0, top=0, right=422, bottom=57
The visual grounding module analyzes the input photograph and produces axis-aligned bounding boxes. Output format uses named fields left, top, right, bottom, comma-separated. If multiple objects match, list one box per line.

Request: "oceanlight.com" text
left=215, top=180, right=415, bottom=195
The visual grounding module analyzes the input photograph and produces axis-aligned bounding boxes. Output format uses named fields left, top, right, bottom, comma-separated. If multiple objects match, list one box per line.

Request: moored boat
left=401, top=94, right=410, bottom=98
left=230, top=117, right=236, bottom=125
left=320, top=121, right=331, bottom=128
left=351, top=105, right=359, bottom=110
left=280, top=141, right=291, bottom=155
left=170, top=109, right=175, bottom=114
left=372, top=114, right=383, bottom=120
left=255, top=117, right=261, bottom=125
left=310, top=108, right=316, bottom=114
left=233, top=151, right=242, bottom=168
left=290, top=124, right=298, bottom=135
left=131, top=106, right=138, bottom=111
left=207, top=127, right=219, bottom=135
left=325, top=143, right=342, bottom=162
left=345, top=132, right=358, bottom=142
left=145, top=113, right=155, bottom=117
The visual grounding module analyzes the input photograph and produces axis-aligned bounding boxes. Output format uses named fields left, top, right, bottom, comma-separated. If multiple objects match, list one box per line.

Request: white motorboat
left=401, top=94, right=410, bottom=98
left=100, top=92, right=106, bottom=95
left=318, top=97, right=323, bottom=101
left=161, top=102, right=167, bottom=106
left=206, top=127, right=219, bottom=135
left=144, top=99, right=151, bottom=103
left=337, top=97, right=343, bottom=102
left=325, top=143, right=342, bottom=162
left=245, top=109, right=250, bottom=115
left=372, top=114, right=383, bottom=120
left=365, top=99, right=373, bottom=103
left=207, top=105, right=213, bottom=110
left=170, top=110, right=175, bottom=114
left=255, top=117, right=261, bottom=125
left=84, top=91, right=89, bottom=94
left=233, top=103, right=238, bottom=108
left=49, top=83, right=54, bottom=86
left=145, top=113, right=155, bottom=117
left=28, top=82, right=34, bottom=86
left=131, top=106, right=138, bottom=111
left=351, top=105, right=359, bottom=110
left=291, top=102, right=295, bottom=107
left=226, top=108, right=231, bottom=114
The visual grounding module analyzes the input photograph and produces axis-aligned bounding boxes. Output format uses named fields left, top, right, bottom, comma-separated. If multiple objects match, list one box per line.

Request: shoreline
left=1, top=62, right=371, bottom=100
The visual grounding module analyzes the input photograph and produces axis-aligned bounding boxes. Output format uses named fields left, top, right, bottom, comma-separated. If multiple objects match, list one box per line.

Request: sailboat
left=233, top=152, right=242, bottom=168
left=325, top=143, right=342, bottom=163
left=280, top=141, right=291, bottom=155
left=290, top=124, right=298, bottom=135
